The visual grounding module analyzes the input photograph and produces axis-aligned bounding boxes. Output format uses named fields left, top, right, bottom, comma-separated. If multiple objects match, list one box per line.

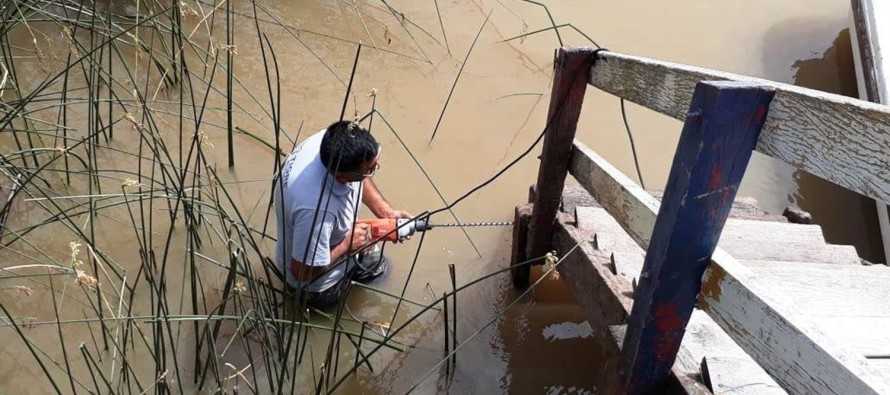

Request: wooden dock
left=511, top=45, right=890, bottom=394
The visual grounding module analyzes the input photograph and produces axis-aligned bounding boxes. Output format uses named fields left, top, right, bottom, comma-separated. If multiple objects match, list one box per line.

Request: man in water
left=274, top=120, right=411, bottom=309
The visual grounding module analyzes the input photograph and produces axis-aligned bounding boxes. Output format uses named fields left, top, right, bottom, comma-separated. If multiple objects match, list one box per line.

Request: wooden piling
left=523, top=47, right=594, bottom=287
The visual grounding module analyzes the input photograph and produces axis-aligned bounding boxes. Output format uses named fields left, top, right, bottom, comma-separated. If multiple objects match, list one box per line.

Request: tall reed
left=0, top=1, right=601, bottom=393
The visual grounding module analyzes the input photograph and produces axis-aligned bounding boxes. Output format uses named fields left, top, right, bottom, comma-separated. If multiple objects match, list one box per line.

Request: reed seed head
left=74, top=269, right=97, bottom=291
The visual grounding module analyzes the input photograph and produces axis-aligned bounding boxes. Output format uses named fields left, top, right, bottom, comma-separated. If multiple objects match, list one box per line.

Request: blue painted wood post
left=619, top=81, right=775, bottom=394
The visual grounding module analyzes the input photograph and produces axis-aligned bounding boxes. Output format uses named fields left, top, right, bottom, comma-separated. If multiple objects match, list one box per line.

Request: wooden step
left=746, top=262, right=890, bottom=356
left=686, top=311, right=787, bottom=394
left=574, top=206, right=645, bottom=280
left=867, top=359, right=890, bottom=377
left=719, top=221, right=861, bottom=265
left=574, top=206, right=787, bottom=394
left=575, top=207, right=861, bottom=283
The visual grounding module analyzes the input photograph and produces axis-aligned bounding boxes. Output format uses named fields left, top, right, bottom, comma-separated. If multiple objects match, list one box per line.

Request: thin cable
left=620, top=98, right=646, bottom=189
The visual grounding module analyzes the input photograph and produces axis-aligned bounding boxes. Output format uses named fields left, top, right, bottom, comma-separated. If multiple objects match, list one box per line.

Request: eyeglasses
left=359, top=163, right=380, bottom=178
left=349, top=145, right=381, bottom=178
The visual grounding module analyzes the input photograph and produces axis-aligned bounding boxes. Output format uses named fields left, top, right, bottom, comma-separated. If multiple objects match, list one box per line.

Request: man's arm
left=288, top=209, right=370, bottom=283
left=362, top=178, right=411, bottom=218
left=291, top=224, right=369, bottom=282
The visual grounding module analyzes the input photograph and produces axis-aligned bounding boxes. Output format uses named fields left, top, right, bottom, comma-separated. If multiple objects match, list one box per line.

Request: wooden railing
left=527, top=47, right=890, bottom=394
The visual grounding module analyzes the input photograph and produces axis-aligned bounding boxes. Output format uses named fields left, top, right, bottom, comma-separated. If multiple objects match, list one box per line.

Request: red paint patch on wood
left=652, top=302, right=684, bottom=360
left=753, top=104, right=768, bottom=123
left=708, top=165, right=723, bottom=190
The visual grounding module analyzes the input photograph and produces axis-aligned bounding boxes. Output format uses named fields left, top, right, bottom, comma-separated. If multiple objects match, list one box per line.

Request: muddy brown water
left=0, top=0, right=882, bottom=393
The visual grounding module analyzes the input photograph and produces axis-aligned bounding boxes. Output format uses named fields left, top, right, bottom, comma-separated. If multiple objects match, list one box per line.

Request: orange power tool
left=356, top=218, right=514, bottom=243
left=356, top=218, right=431, bottom=242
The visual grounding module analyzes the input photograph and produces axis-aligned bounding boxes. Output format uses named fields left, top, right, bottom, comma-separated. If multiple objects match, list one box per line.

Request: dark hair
left=319, top=120, right=379, bottom=173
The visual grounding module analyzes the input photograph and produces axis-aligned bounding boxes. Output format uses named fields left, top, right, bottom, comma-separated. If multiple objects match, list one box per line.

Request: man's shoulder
left=282, top=129, right=326, bottom=185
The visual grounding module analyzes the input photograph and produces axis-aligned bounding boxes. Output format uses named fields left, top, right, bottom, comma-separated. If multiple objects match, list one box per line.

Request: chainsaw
left=356, top=218, right=512, bottom=242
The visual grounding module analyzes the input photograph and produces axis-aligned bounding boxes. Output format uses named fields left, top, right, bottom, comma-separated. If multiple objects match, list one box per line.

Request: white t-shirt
left=274, top=130, right=362, bottom=292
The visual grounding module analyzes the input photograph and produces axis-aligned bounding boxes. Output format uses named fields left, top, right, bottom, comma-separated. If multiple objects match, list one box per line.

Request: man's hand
left=385, top=210, right=413, bottom=219
left=347, top=224, right=371, bottom=251
left=382, top=210, right=414, bottom=243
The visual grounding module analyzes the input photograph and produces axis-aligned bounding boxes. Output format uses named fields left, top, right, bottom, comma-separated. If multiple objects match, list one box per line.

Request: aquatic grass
left=428, top=9, right=491, bottom=144
left=377, top=0, right=437, bottom=64
left=327, top=252, right=552, bottom=392
left=433, top=0, right=451, bottom=54
left=501, top=23, right=601, bottom=48
left=0, top=0, right=582, bottom=393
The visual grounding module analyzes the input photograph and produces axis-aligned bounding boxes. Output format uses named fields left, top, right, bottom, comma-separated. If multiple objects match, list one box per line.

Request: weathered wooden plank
left=702, top=356, right=787, bottom=395
left=718, top=221, right=861, bottom=265
left=619, top=81, right=775, bottom=394
left=575, top=206, right=646, bottom=281
left=650, top=190, right=789, bottom=223
left=579, top=207, right=859, bottom=282
left=701, top=251, right=890, bottom=394
left=849, top=0, right=890, bottom=265
left=527, top=47, right=595, bottom=268
left=570, top=141, right=659, bottom=250
left=588, top=50, right=890, bottom=204
left=867, top=359, right=890, bottom=374
left=604, top=325, right=713, bottom=395
left=575, top=206, right=788, bottom=394
left=687, top=311, right=787, bottom=395
left=850, top=0, right=887, bottom=104
left=569, top=141, right=890, bottom=394
left=744, top=261, right=890, bottom=355
left=553, top=212, right=633, bottom=334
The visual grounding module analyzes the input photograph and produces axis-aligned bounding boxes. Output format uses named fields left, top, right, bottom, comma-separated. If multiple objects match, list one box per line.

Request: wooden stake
left=526, top=47, right=594, bottom=268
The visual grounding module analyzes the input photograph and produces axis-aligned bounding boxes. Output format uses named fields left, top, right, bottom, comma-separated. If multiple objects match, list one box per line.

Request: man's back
left=274, top=130, right=361, bottom=292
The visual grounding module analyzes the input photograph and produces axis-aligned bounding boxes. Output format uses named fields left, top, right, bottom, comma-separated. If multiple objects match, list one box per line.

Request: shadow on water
left=782, top=28, right=884, bottom=262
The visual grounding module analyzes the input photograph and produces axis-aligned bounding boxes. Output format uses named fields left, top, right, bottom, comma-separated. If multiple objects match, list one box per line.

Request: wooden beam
left=553, top=211, right=633, bottom=333
left=850, top=0, right=885, bottom=104
left=568, top=142, right=890, bottom=394
left=744, top=261, right=890, bottom=356
left=700, top=253, right=890, bottom=394
left=588, top=50, right=890, bottom=204
left=849, top=0, right=890, bottom=264
left=619, top=81, right=775, bottom=394
left=526, top=47, right=594, bottom=265
left=701, top=356, right=787, bottom=394
left=569, top=141, right=659, bottom=250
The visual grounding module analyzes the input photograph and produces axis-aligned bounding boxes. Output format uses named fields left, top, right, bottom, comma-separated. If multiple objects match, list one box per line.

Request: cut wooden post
left=619, top=81, right=775, bottom=394
left=510, top=204, right=533, bottom=288
left=526, top=46, right=594, bottom=270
